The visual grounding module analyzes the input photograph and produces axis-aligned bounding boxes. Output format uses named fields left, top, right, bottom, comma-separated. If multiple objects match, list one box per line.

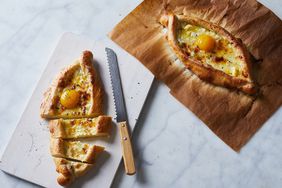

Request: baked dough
left=53, top=157, right=93, bottom=186
left=160, top=13, right=256, bottom=94
left=49, top=116, right=112, bottom=139
left=50, top=138, right=104, bottom=164
left=40, top=50, right=103, bottom=119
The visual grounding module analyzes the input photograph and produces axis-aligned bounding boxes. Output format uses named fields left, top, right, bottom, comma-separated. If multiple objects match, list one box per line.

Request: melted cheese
left=63, top=118, right=99, bottom=138
left=54, top=65, right=92, bottom=116
left=65, top=141, right=90, bottom=161
left=177, top=23, right=246, bottom=78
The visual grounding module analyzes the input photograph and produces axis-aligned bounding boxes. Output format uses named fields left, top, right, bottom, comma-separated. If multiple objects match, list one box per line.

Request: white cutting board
left=0, top=33, right=154, bottom=188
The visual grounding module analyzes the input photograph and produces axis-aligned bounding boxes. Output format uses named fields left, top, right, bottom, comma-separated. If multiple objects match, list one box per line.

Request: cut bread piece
left=49, top=116, right=112, bottom=139
left=160, top=13, right=256, bottom=94
left=40, top=50, right=103, bottom=119
left=53, top=157, right=93, bottom=186
left=50, top=138, right=104, bottom=163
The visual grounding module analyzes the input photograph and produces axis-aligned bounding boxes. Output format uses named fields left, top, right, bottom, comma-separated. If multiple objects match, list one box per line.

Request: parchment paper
left=109, top=0, right=282, bottom=151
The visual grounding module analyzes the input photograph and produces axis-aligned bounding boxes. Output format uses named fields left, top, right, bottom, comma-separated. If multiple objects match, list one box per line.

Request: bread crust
left=96, top=116, right=112, bottom=135
left=40, top=50, right=103, bottom=119
left=53, top=157, right=93, bottom=186
left=161, top=13, right=256, bottom=94
left=49, top=116, right=112, bottom=139
left=49, top=119, right=65, bottom=138
left=82, top=51, right=104, bottom=117
left=84, top=145, right=104, bottom=164
left=50, top=138, right=104, bottom=163
left=50, top=138, right=65, bottom=159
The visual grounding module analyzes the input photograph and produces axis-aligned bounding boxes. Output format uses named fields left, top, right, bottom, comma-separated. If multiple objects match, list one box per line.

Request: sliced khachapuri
left=49, top=116, right=112, bottom=139
left=50, top=138, right=104, bottom=164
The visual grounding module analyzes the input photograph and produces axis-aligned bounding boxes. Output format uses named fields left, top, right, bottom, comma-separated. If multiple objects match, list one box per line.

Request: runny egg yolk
left=195, top=34, right=216, bottom=52
left=60, top=89, right=80, bottom=109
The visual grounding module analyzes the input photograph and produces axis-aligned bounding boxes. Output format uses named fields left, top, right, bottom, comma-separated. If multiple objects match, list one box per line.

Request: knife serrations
left=105, top=48, right=127, bottom=122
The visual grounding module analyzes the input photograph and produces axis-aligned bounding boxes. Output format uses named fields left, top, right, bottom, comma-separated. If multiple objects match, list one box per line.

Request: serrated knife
left=105, top=47, right=136, bottom=175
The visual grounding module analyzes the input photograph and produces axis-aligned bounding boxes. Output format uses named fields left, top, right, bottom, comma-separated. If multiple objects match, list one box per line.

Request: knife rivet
left=123, top=137, right=127, bottom=141
left=122, top=124, right=125, bottom=127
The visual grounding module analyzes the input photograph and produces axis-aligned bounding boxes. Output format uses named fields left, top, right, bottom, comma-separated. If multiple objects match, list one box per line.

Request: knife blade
left=105, top=47, right=136, bottom=175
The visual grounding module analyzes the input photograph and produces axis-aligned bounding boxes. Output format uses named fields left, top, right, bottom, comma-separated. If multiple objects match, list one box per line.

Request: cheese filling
left=65, top=141, right=90, bottom=161
left=53, top=63, right=93, bottom=116
left=63, top=118, right=99, bottom=138
left=177, top=22, right=246, bottom=78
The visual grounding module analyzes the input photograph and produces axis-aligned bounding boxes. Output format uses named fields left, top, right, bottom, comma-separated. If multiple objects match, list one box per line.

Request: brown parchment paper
left=109, top=0, right=282, bottom=151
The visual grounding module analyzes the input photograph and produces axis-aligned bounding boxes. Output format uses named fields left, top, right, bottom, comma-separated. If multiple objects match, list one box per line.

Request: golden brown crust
left=40, top=50, right=104, bottom=119
left=96, top=116, right=112, bottom=135
left=81, top=51, right=104, bottom=116
left=84, top=145, right=104, bottom=164
left=50, top=138, right=104, bottom=163
left=48, top=116, right=112, bottom=139
left=53, top=157, right=93, bottom=186
left=57, top=173, right=71, bottom=186
left=40, top=88, right=53, bottom=118
left=49, top=119, right=65, bottom=138
left=50, top=138, right=65, bottom=158
left=162, top=13, right=256, bottom=94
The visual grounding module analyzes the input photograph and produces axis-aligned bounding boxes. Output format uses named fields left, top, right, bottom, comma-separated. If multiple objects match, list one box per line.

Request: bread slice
left=160, top=13, right=256, bottom=94
left=40, top=50, right=104, bottom=119
left=53, top=157, right=93, bottom=186
left=49, top=116, right=112, bottom=139
left=50, top=138, right=104, bottom=164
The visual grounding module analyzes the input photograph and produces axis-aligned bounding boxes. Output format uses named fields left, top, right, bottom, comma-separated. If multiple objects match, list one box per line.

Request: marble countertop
left=0, top=0, right=281, bottom=188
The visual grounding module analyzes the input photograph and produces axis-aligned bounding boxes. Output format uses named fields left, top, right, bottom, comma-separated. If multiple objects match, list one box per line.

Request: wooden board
left=0, top=33, right=154, bottom=188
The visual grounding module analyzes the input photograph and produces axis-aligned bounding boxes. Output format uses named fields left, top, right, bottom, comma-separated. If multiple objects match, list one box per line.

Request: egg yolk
left=60, top=89, right=80, bottom=109
left=195, top=34, right=216, bottom=52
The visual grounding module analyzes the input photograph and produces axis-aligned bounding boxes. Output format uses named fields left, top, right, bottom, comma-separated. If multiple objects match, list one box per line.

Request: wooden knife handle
left=118, top=121, right=136, bottom=175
